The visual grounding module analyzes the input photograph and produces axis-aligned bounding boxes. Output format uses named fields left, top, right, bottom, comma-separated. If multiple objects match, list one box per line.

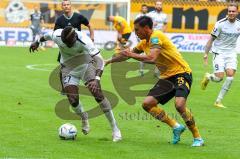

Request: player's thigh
left=173, top=73, right=192, bottom=99
left=175, top=97, right=187, bottom=111
left=143, top=96, right=159, bottom=107
left=225, top=56, right=237, bottom=77
left=64, top=85, right=78, bottom=94
left=213, top=53, right=225, bottom=74
left=81, top=63, right=96, bottom=85
left=62, top=75, right=80, bottom=88
left=147, top=79, right=175, bottom=105
left=61, top=67, right=80, bottom=88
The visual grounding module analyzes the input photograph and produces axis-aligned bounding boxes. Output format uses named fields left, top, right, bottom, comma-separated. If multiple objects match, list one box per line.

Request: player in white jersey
left=147, top=0, right=167, bottom=32
left=29, top=26, right=122, bottom=142
left=201, top=3, right=240, bottom=108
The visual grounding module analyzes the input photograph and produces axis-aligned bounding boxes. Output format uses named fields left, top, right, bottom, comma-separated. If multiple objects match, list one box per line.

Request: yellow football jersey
left=113, top=16, right=132, bottom=34
left=135, top=30, right=192, bottom=78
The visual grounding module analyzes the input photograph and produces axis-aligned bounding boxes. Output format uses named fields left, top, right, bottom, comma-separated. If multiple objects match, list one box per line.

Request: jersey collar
left=63, top=12, right=74, bottom=20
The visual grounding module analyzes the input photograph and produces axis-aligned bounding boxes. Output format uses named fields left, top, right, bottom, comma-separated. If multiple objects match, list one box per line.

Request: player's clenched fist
left=29, top=42, right=39, bottom=53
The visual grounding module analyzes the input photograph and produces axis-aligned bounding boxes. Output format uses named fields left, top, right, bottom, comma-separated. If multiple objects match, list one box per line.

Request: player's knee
left=142, top=103, right=151, bottom=112
left=175, top=98, right=186, bottom=113
left=214, top=73, right=224, bottom=82
left=70, top=100, right=79, bottom=107
left=142, top=98, right=156, bottom=112
left=68, top=96, right=79, bottom=107
left=94, top=92, right=104, bottom=103
left=226, top=69, right=236, bottom=77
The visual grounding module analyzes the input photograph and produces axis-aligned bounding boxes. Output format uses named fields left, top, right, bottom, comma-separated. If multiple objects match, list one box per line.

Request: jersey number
left=63, top=75, right=72, bottom=85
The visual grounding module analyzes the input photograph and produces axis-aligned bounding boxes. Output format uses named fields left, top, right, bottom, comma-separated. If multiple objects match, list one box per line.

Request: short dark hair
left=134, top=16, right=153, bottom=29
left=142, top=4, right=148, bottom=8
left=61, top=26, right=76, bottom=44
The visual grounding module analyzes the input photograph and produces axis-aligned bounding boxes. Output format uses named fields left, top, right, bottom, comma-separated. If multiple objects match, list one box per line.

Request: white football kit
left=211, top=17, right=240, bottom=73
left=44, top=29, right=100, bottom=86
left=147, top=10, right=167, bottom=31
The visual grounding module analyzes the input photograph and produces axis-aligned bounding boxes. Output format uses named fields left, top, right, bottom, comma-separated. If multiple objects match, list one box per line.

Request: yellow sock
left=181, top=108, right=201, bottom=138
left=149, top=106, right=177, bottom=128
left=189, top=125, right=201, bottom=138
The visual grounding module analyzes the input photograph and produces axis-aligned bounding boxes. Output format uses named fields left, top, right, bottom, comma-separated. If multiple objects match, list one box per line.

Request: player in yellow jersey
left=106, top=16, right=204, bottom=146
left=107, top=16, right=132, bottom=53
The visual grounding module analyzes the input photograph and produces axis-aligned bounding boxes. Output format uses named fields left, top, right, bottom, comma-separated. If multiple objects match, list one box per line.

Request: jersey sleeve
left=150, top=34, right=162, bottom=49
left=114, top=17, right=123, bottom=26
left=211, top=22, right=221, bottom=38
left=54, top=17, right=62, bottom=31
left=44, top=29, right=62, bottom=42
left=79, top=14, right=89, bottom=26
left=133, top=41, right=144, bottom=53
left=78, top=32, right=99, bottom=56
left=43, top=31, right=54, bottom=41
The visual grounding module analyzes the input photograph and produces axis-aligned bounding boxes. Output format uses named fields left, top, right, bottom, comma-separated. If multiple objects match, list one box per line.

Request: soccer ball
left=58, top=123, right=77, bottom=140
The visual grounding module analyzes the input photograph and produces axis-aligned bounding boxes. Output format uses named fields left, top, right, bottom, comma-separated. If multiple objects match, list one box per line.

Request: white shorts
left=212, top=53, right=238, bottom=73
left=61, top=63, right=96, bottom=87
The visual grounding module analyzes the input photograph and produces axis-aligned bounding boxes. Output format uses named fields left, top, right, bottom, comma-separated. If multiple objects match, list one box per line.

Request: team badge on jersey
left=150, top=37, right=159, bottom=44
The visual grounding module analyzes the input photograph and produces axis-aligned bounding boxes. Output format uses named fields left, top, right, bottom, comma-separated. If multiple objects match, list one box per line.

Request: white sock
left=207, top=73, right=222, bottom=82
left=100, top=98, right=119, bottom=132
left=105, top=110, right=119, bottom=132
left=72, top=102, right=86, bottom=119
left=216, top=77, right=233, bottom=102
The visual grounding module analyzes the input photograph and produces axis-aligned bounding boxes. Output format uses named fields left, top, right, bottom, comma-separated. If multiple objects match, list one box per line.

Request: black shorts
left=147, top=72, right=192, bottom=105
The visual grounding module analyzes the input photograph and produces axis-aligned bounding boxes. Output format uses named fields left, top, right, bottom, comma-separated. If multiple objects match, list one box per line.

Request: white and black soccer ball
left=58, top=123, right=77, bottom=140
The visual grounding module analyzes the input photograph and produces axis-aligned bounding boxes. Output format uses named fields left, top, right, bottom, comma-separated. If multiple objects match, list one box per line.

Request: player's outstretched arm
left=29, top=36, right=46, bottom=53
left=105, top=53, right=129, bottom=66
left=120, top=47, right=159, bottom=64
left=29, top=31, right=54, bottom=53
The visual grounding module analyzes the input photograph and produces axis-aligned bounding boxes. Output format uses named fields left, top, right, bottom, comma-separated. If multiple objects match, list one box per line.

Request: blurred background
left=0, top=0, right=239, bottom=52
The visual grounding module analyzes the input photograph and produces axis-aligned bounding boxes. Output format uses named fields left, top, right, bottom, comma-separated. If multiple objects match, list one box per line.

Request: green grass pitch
left=0, top=47, right=240, bottom=159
